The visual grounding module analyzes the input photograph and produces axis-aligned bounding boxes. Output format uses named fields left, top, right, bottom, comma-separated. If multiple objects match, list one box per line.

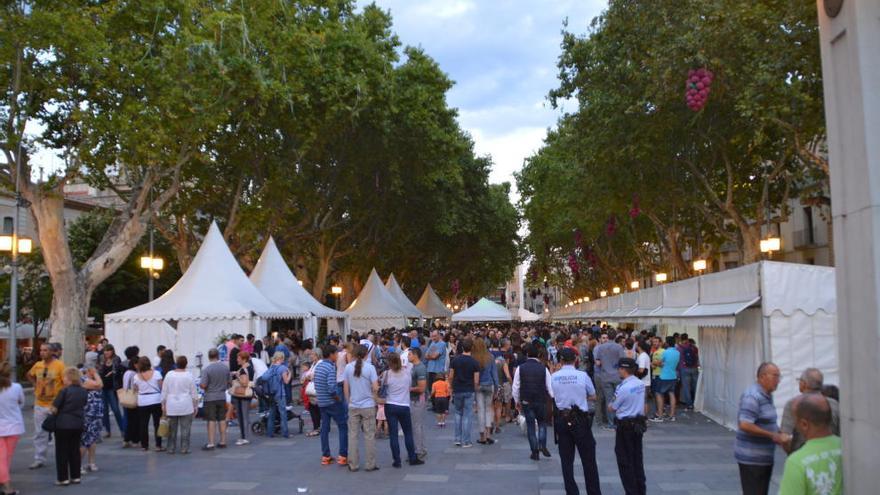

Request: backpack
left=217, top=343, right=228, bottom=362
left=255, top=365, right=281, bottom=400
left=681, top=345, right=698, bottom=368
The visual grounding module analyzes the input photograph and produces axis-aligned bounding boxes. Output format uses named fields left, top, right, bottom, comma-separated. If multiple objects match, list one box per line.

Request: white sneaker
left=89, top=464, right=99, bottom=472
left=235, top=439, right=250, bottom=446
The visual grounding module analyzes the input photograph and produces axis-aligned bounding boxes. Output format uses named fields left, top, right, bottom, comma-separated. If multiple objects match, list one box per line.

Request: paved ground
left=10, top=400, right=786, bottom=494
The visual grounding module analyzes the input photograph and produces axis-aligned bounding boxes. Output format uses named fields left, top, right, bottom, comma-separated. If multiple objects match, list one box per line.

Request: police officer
left=609, top=357, right=647, bottom=495
left=551, top=348, right=602, bottom=495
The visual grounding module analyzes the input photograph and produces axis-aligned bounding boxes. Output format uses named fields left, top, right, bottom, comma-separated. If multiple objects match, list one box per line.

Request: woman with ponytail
left=342, top=345, right=379, bottom=472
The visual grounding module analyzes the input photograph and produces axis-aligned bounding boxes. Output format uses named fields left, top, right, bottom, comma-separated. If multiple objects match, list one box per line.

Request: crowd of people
left=0, top=322, right=843, bottom=494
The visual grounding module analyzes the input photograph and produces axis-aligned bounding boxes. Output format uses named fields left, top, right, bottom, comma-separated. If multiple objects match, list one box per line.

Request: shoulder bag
left=229, top=369, right=254, bottom=399
left=376, top=371, right=389, bottom=405
left=117, top=373, right=138, bottom=409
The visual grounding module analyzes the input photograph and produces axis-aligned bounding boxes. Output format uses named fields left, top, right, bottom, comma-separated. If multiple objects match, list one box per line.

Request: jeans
left=410, top=397, right=427, bottom=458
left=33, top=405, right=51, bottom=463
left=101, top=389, right=126, bottom=434
left=137, top=403, right=162, bottom=449
left=319, top=401, right=348, bottom=457
left=556, top=414, right=601, bottom=495
left=738, top=463, right=773, bottom=495
left=475, top=387, right=494, bottom=430
left=0, top=435, right=19, bottom=484
left=385, top=403, right=416, bottom=464
left=452, top=392, right=475, bottom=445
left=267, top=399, right=289, bottom=438
left=594, top=376, right=607, bottom=426
left=166, top=415, right=193, bottom=452
left=54, top=429, right=82, bottom=483
left=600, top=376, right=621, bottom=427
left=680, top=367, right=699, bottom=407
left=232, top=397, right=250, bottom=440
left=347, top=407, right=377, bottom=470
left=522, top=401, right=548, bottom=453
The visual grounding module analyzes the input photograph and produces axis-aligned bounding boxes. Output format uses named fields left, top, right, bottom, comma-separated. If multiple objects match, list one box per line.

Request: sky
left=357, top=0, right=608, bottom=200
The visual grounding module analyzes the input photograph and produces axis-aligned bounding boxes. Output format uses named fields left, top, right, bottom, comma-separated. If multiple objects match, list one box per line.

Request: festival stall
left=345, top=269, right=410, bottom=332
left=249, top=238, right=350, bottom=341
left=105, top=223, right=299, bottom=366
left=415, top=284, right=453, bottom=320
left=385, top=274, right=425, bottom=323
left=516, top=307, right=542, bottom=322
left=452, top=298, right=513, bottom=322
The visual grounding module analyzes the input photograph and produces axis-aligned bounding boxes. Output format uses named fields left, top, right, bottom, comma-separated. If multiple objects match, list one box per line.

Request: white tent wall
left=349, top=318, right=406, bottom=333
left=105, top=320, right=176, bottom=360
left=696, top=309, right=763, bottom=428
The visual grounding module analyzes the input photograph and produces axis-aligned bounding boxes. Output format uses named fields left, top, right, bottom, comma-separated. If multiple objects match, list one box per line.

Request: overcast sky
left=358, top=0, right=607, bottom=200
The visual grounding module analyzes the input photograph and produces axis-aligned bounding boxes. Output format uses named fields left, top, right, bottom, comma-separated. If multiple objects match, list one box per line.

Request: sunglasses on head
left=42, top=368, right=48, bottom=379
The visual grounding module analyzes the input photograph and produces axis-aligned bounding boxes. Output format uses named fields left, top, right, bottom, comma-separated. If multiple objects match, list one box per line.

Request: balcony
left=793, top=227, right=827, bottom=249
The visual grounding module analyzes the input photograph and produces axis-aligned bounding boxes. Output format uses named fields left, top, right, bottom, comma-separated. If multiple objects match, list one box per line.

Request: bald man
left=778, top=394, right=842, bottom=495
left=780, top=368, right=840, bottom=454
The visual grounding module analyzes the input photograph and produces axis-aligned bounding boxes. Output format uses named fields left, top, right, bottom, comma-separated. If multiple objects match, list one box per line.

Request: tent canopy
left=385, top=274, right=425, bottom=319
left=106, top=222, right=295, bottom=322
left=250, top=238, right=348, bottom=320
left=516, top=307, right=541, bottom=322
left=452, top=298, right=513, bottom=322
left=346, top=269, right=409, bottom=330
left=416, top=284, right=453, bottom=319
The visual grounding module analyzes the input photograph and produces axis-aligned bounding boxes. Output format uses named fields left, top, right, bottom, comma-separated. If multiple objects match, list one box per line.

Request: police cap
left=618, top=357, right=638, bottom=370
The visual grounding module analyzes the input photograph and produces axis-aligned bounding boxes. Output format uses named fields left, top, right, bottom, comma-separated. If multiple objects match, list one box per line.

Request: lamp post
left=140, top=254, right=164, bottom=301
left=0, top=232, right=32, bottom=376
left=599, top=290, right=607, bottom=298
left=759, top=237, right=781, bottom=258
left=612, top=286, right=621, bottom=295
left=331, top=285, right=342, bottom=310
left=693, top=259, right=707, bottom=273
left=655, top=272, right=668, bottom=283
left=630, top=281, right=640, bottom=290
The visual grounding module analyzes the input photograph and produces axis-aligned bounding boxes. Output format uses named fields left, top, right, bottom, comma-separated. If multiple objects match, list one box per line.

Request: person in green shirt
left=779, top=394, right=842, bottom=495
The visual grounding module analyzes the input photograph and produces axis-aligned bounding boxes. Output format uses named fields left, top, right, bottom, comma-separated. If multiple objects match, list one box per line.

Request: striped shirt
left=313, top=360, right=338, bottom=407
left=734, top=383, right=778, bottom=465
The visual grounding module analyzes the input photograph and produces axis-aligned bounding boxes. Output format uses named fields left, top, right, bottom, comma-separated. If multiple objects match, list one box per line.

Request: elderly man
left=735, top=362, right=790, bottom=495
left=780, top=368, right=840, bottom=454
left=778, top=394, right=842, bottom=495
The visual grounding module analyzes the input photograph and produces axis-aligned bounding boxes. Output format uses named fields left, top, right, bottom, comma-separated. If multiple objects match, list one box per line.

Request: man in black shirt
left=448, top=339, right=480, bottom=448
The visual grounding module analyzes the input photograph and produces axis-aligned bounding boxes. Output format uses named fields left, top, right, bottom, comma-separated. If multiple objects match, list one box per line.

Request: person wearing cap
left=551, top=348, right=601, bottom=495
left=609, top=357, right=646, bottom=495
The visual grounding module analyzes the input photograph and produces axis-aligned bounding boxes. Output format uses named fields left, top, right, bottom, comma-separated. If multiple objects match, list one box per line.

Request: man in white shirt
left=399, top=336, right=411, bottom=367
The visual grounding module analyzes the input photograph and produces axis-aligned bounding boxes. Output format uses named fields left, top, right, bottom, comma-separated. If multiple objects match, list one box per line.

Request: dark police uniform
left=551, top=349, right=602, bottom=495
left=610, top=358, right=647, bottom=495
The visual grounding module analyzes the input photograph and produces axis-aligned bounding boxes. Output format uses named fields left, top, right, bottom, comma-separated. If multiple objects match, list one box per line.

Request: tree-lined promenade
left=1, top=1, right=519, bottom=362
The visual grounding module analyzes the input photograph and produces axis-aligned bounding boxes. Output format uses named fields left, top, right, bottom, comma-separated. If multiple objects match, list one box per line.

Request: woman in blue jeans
left=382, top=354, right=424, bottom=468
left=98, top=345, right=126, bottom=436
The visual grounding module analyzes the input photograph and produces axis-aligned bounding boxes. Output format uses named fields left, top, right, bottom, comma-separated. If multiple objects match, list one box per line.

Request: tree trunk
left=665, top=227, right=690, bottom=278
left=311, top=239, right=332, bottom=301
left=739, top=222, right=763, bottom=264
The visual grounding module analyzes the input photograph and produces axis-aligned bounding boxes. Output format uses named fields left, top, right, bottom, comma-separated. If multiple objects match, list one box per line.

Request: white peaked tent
left=106, top=222, right=297, bottom=365
left=416, top=284, right=453, bottom=319
left=346, top=269, right=410, bottom=331
left=452, top=298, right=513, bottom=322
left=249, top=238, right=350, bottom=341
left=385, top=274, right=425, bottom=320
left=516, top=307, right=541, bottom=322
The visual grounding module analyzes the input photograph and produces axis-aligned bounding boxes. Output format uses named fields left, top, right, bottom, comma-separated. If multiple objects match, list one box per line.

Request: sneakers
left=235, top=439, right=250, bottom=446
left=667, top=415, right=677, bottom=422
left=454, top=441, right=462, bottom=447
left=321, top=456, right=333, bottom=465
left=530, top=451, right=540, bottom=461
left=649, top=416, right=665, bottom=423
left=54, top=481, right=70, bottom=486
left=88, top=464, right=98, bottom=472
left=461, top=443, right=473, bottom=448
left=29, top=461, right=44, bottom=470
left=201, top=444, right=215, bottom=451
left=336, top=456, right=348, bottom=466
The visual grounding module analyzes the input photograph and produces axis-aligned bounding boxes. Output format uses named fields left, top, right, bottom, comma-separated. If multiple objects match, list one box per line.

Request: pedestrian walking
left=609, top=357, right=647, bottom=495
left=551, top=348, right=601, bottom=495
left=472, top=339, right=498, bottom=445
left=51, top=367, right=88, bottom=486
left=121, top=347, right=141, bottom=448
left=0, top=362, right=24, bottom=494
left=408, top=348, right=428, bottom=459
left=735, top=362, right=789, bottom=495
left=449, top=338, right=480, bottom=448
left=513, top=343, right=554, bottom=460
left=161, top=356, right=198, bottom=454
left=592, top=334, right=625, bottom=429
left=263, top=352, right=292, bottom=438
left=315, top=344, right=348, bottom=465
left=343, top=345, right=379, bottom=472
left=26, top=343, right=65, bottom=469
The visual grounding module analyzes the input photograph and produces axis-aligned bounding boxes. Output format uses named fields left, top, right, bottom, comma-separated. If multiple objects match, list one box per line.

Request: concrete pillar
left=816, top=0, right=880, bottom=492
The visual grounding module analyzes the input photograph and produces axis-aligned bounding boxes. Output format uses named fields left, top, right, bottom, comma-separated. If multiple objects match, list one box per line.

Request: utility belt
left=556, top=405, right=594, bottom=429
left=616, top=415, right=647, bottom=434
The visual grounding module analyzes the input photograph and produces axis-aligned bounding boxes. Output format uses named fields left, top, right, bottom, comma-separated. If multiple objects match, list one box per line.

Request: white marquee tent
left=105, top=223, right=298, bottom=364
left=249, top=238, right=350, bottom=341
left=452, top=298, right=513, bottom=322
left=516, top=307, right=542, bottom=322
left=416, top=284, right=453, bottom=319
left=346, top=269, right=410, bottom=332
left=385, top=274, right=425, bottom=321
left=551, top=261, right=838, bottom=428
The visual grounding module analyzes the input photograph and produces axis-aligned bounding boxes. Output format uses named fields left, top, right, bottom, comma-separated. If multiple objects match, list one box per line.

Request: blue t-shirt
left=659, top=348, right=680, bottom=380
left=425, top=341, right=448, bottom=373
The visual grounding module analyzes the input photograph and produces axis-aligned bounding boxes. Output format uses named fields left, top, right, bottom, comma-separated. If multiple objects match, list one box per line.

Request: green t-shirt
left=779, top=435, right=842, bottom=495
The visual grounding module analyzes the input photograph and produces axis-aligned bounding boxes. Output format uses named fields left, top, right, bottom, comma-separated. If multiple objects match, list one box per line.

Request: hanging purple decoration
left=605, top=215, right=618, bottom=236
left=629, top=194, right=641, bottom=219
left=685, top=68, right=714, bottom=111
left=574, top=229, right=583, bottom=249
left=568, top=252, right=580, bottom=278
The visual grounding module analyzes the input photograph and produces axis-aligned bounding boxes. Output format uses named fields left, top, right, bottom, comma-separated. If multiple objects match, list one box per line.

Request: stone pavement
left=9, top=404, right=786, bottom=494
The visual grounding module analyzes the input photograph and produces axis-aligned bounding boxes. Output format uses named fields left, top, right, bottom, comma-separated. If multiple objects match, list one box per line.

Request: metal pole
left=8, top=145, right=21, bottom=377
left=147, top=223, right=154, bottom=301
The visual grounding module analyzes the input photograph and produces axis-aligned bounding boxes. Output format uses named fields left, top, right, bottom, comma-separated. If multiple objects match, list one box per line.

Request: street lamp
left=331, top=285, right=342, bottom=310
left=760, top=237, right=781, bottom=256
left=600, top=290, right=607, bottom=298
left=630, top=281, right=640, bottom=290
left=140, top=255, right=164, bottom=301
left=612, top=286, right=621, bottom=295
left=0, top=236, right=32, bottom=254
left=0, top=234, right=33, bottom=373
left=655, top=272, right=668, bottom=283
left=693, top=259, right=707, bottom=272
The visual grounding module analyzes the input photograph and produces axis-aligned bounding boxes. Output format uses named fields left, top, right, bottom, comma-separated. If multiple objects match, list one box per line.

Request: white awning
left=678, top=297, right=761, bottom=327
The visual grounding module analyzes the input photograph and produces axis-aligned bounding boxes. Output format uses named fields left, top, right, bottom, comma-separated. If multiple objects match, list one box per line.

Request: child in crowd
left=431, top=372, right=450, bottom=427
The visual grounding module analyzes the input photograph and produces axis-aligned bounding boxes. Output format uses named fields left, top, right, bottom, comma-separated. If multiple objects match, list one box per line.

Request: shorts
left=653, top=379, right=676, bottom=395
left=500, top=383, right=512, bottom=403
left=203, top=400, right=226, bottom=421
left=433, top=397, right=449, bottom=414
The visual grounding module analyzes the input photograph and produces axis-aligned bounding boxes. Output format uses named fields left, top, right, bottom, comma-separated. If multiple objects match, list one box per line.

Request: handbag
left=229, top=371, right=254, bottom=399
left=157, top=416, right=170, bottom=437
left=118, top=382, right=138, bottom=409
left=305, top=381, right=317, bottom=398
left=41, top=413, right=57, bottom=432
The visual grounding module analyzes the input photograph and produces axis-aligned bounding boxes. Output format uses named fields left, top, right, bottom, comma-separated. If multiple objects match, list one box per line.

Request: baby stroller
left=251, top=402, right=304, bottom=436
